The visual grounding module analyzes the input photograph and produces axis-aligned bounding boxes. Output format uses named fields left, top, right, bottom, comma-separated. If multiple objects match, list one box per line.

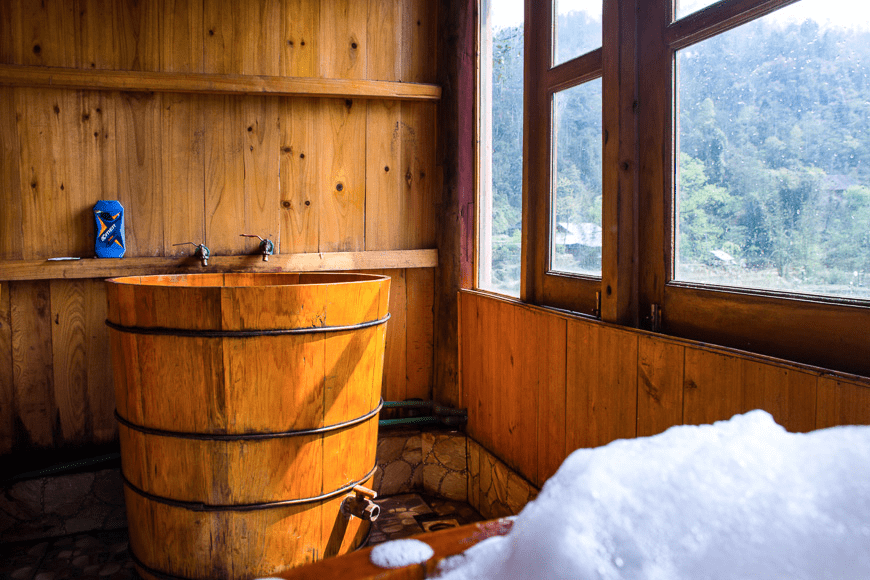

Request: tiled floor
left=0, top=494, right=483, bottom=580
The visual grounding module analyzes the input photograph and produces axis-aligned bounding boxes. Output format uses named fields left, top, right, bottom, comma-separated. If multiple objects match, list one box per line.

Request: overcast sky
left=491, top=0, right=870, bottom=32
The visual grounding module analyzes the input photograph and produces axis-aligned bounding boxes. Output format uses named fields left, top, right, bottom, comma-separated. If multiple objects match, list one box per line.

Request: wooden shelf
left=0, top=249, right=438, bottom=282
left=0, top=64, right=442, bottom=101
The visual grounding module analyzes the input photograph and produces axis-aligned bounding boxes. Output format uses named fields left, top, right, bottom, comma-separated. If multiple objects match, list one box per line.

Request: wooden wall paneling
left=534, top=309, right=567, bottom=486
left=160, top=0, right=205, bottom=73
left=511, top=305, right=541, bottom=484
left=116, top=91, right=163, bottom=257
left=400, top=102, right=437, bottom=249
left=205, top=95, right=246, bottom=255
left=401, top=0, right=437, bottom=83
left=84, top=279, right=115, bottom=442
left=0, top=283, right=13, bottom=454
left=461, top=293, right=495, bottom=453
left=241, top=96, right=281, bottom=248
left=379, top=268, right=407, bottom=402
left=281, top=0, right=319, bottom=77
left=492, top=299, right=517, bottom=470
left=0, top=0, right=12, bottom=64
left=278, top=97, right=318, bottom=253
left=816, top=377, right=870, bottom=428
left=317, top=98, right=365, bottom=252
left=682, top=346, right=746, bottom=425
left=367, top=0, right=400, bottom=82
left=162, top=93, right=206, bottom=255
left=0, top=86, right=22, bottom=260
left=10, top=280, right=56, bottom=448
left=112, top=0, right=161, bottom=72
left=49, top=280, right=90, bottom=443
left=404, top=268, right=434, bottom=400
left=78, top=0, right=123, bottom=71
left=11, top=0, right=78, bottom=67
left=742, top=360, right=817, bottom=433
left=319, top=0, right=367, bottom=80
left=16, top=88, right=81, bottom=259
left=203, top=0, right=281, bottom=76
left=636, top=335, right=684, bottom=437
left=566, top=321, right=638, bottom=450
left=365, top=99, right=403, bottom=250
left=81, top=90, right=119, bottom=252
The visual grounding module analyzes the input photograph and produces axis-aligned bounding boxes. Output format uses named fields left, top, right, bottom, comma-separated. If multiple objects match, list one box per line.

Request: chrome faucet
left=173, top=242, right=210, bottom=266
left=240, top=234, right=274, bottom=261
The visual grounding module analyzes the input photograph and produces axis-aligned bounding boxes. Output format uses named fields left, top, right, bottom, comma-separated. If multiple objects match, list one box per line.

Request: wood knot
left=33, top=44, right=41, bottom=55
left=282, top=201, right=291, bottom=208
left=336, top=183, right=344, bottom=192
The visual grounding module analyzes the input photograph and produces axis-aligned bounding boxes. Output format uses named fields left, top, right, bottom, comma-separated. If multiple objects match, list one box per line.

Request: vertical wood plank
left=400, top=101, right=437, bottom=248
left=162, top=93, right=205, bottom=255
left=0, top=282, right=13, bottom=454
left=0, top=86, right=22, bottom=260
left=203, top=0, right=281, bottom=75
left=160, top=0, right=204, bottom=73
left=0, top=0, right=13, bottom=64
left=50, top=280, right=89, bottom=443
left=682, top=347, right=745, bottom=425
left=114, top=0, right=162, bottom=71
left=280, top=0, right=319, bottom=77
left=636, top=335, right=684, bottom=437
left=742, top=361, right=817, bottom=433
left=116, top=91, right=163, bottom=257
left=85, top=279, right=115, bottom=442
left=16, top=88, right=80, bottom=259
left=319, top=0, right=367, bottom=80
left=567, top=321, right=637, bottom=450
left=364, top=100, right=402, bottom=250
left=367, top=0, right=400, bottom=81
left=10, top=281, right=56, bottom=448
left=380, top=268, right=407, bottom=403
left=400, top=0, right=437, bottom=83
left=405, top=268, right=434, bottom=401
left=11, top=0, right=78, bottom=67
left=80, top=90, right=118, bottom=251
left=204, top=97, right=245, bottom=254
left=816, top=377, right=870, bottom=428
left=566, top=319, right=598, bottom=453
left=512, top=306, right=540, bottom=485
left=242, top=96, right=280, bottom=248
left=78, top=0, right=123, bottom=70
left=535, top=309, right=566, bottom=486
left=278, top=98, right=318, bottom=253
left=317, top=98, right=365, bottom=252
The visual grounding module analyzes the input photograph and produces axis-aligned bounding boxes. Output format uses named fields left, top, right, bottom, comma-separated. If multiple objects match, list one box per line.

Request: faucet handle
left=240, top=234, right=275, bottom=261
left=172, top=242, right=210, bottom=266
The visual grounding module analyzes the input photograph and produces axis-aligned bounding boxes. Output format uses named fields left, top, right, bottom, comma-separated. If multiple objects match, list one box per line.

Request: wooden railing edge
left=0, top=249, right=439, bottom=281
left=0, top=64, right=442, bottom=101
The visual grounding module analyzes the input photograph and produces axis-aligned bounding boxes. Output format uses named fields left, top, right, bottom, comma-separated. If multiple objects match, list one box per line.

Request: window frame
left=639, top=0, right=870, bottom=376
left=522, top=0, right=637, bottom=320
left=474, top=0, right=870, bottom=377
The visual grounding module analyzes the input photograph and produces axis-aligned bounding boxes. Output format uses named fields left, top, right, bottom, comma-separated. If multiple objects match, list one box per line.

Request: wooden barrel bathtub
left=104, top=272, right=390, bottom=580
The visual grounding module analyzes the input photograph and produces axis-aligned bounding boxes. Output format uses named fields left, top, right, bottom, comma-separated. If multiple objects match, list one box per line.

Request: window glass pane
left=675, top=0, right=719, bottom=21
left=676, top=0, right=870, bottom=299
left=553, top=0, right=602, bottom=66
left=551, top=79, right=602, bottom=275
left=478, top=0, right=524, bottom=296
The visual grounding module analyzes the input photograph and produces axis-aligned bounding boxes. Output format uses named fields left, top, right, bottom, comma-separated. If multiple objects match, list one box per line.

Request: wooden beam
left=0, top=249, right=438, bottom=281
left=0, top=64, right=442, bottom=101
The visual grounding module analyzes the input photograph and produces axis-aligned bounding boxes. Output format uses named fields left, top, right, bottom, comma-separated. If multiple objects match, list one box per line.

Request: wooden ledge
left=0, top=249, right=438, bottom=281
left=277, top=518, right=514, bottom=580
left=0, top=64, right=442, bottom=101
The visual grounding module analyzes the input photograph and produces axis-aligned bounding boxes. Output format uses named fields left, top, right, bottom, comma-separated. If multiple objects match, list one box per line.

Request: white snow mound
left=436, top=410, right=870, bottom=580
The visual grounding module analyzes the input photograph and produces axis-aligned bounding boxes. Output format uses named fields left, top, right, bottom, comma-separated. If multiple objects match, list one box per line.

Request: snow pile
left=437, top=411, right=870, bottom=580
left=370, top=538, right=434, bottom=568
